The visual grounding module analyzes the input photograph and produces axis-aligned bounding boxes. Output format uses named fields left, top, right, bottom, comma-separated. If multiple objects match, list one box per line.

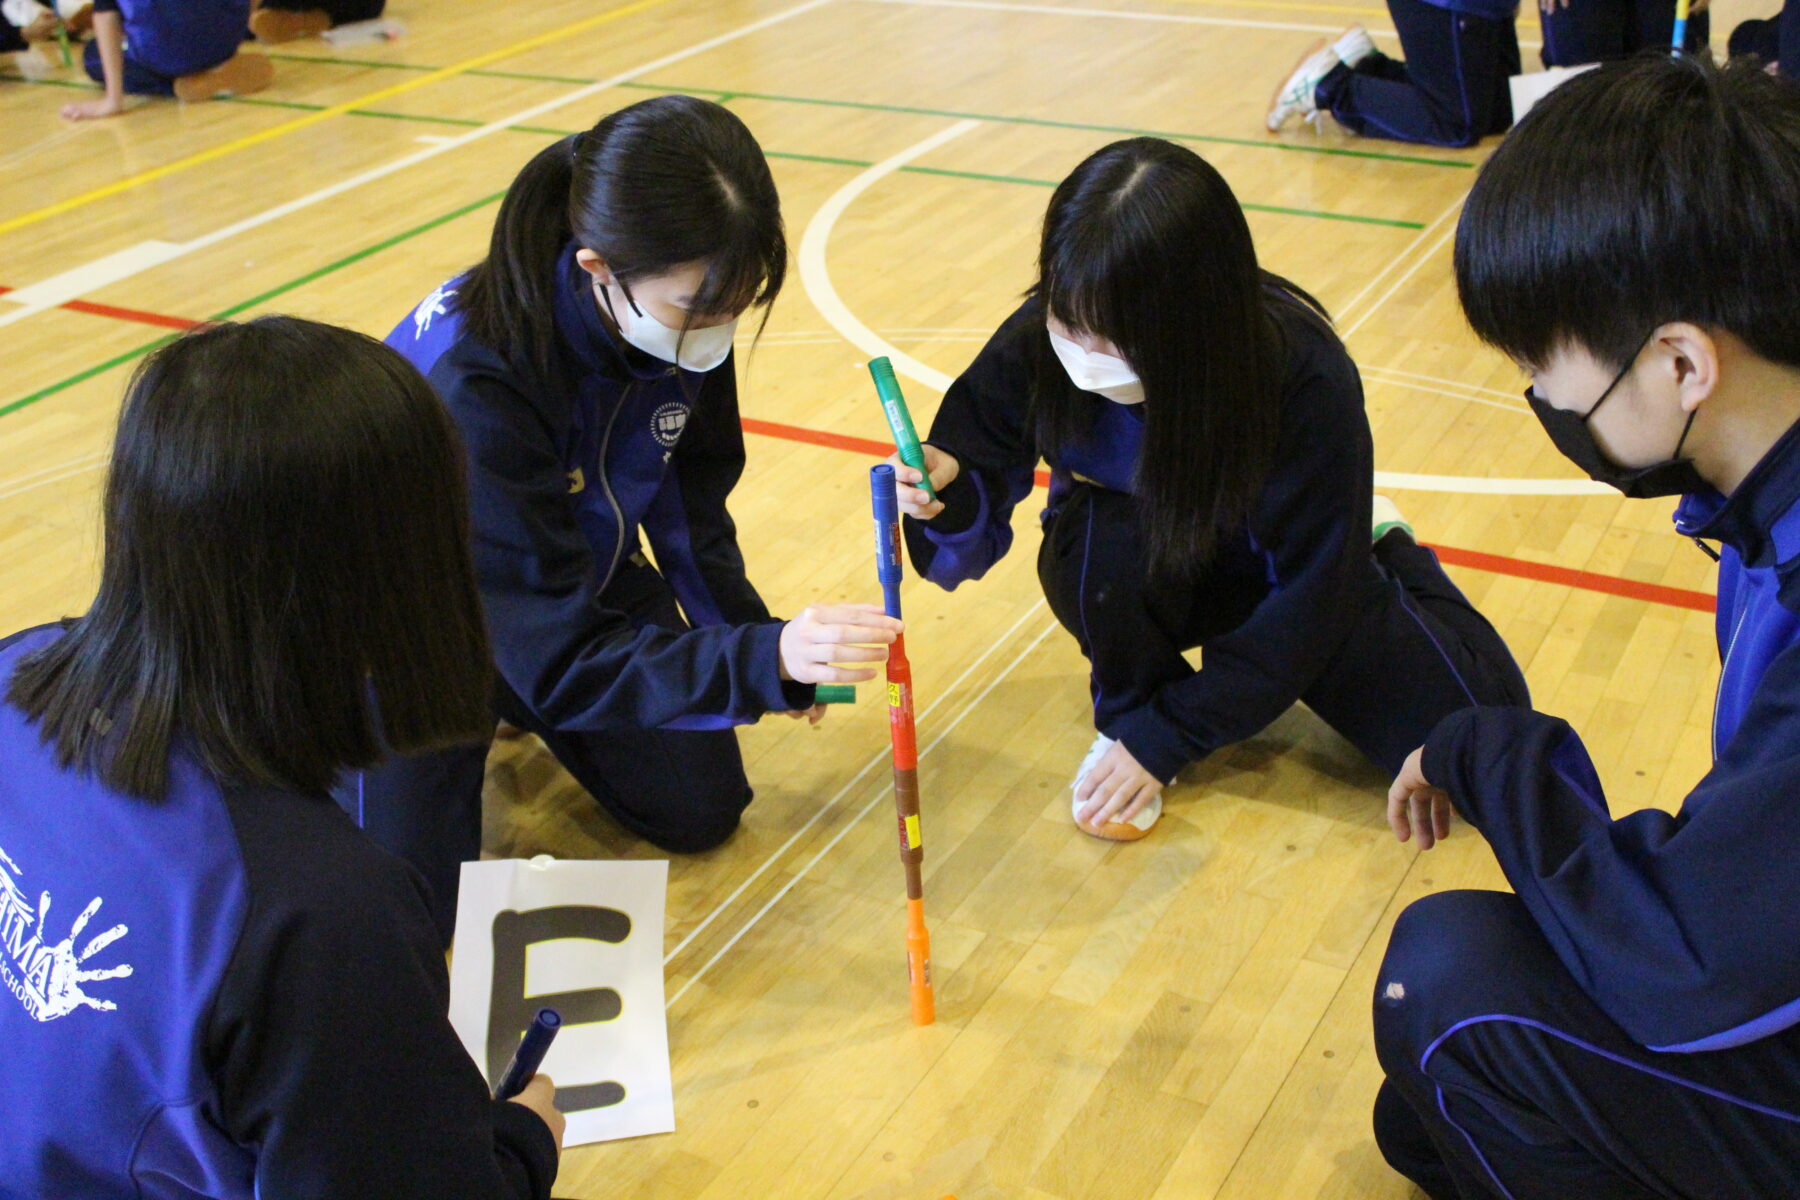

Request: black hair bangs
left=1456, top=53, right=1800, bottom=373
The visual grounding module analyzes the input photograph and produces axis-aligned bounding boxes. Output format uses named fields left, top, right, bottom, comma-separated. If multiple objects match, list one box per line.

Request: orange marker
left=872, top=463, right=935, bottom=1025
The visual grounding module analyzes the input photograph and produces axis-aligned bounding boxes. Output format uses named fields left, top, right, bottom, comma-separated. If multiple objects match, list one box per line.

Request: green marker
left=815, top=685, right=857, bottom=705
left=55, top=22, right=71, bottom=68
left=868, top=357, right=935, bottom=501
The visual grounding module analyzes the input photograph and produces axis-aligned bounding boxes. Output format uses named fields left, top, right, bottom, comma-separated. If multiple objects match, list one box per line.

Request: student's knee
left=1373, top=890, right=1540, bottom=1074
left=645, top=807, right=742, bottom=854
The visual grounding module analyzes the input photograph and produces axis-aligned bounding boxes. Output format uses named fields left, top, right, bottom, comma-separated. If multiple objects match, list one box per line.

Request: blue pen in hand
left=494, top=1008, right=562, bottom=1101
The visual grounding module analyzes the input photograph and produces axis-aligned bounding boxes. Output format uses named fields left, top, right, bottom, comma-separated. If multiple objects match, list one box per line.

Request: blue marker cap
left=494, top=1007, right=562, bottom=1101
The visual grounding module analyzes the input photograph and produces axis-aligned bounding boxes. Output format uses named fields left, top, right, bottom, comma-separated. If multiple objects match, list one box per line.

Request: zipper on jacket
left=595, top=382, right=631, bottom=593
left=1714, top=599, right=1752, bottom=759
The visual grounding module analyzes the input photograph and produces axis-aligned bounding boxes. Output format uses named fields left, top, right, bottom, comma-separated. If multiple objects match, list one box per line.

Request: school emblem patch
left=0, top=842, right=132, bottom=1022
left=651, top=402, right=690, bottom=450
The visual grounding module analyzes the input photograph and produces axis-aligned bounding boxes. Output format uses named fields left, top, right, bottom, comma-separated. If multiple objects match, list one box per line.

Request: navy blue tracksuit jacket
left=907, top=290, right=1528, bottom=784
left=387, top=253, right=809, bottom=735
left=0, top=626, right=557, bottom=1200
left=1374, top=420, right=1800, bottom=1200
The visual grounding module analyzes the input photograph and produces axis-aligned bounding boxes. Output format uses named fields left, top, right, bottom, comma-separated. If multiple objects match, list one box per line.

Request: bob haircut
left=456, top=94, right=786, bottom=381
left=7, top=317, right=494, bottom=801
left=1456, top=53, right=1800, bottom=373
left=1033, top=136, right=1328, bottom=581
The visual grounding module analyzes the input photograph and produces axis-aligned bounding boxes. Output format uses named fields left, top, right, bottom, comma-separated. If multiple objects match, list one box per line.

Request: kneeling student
left=1376, top=56, right=1800, bottom=1200
left=0, top=318, right=563, bottom=1198
left=1268, top=5, right=1520, bottom=148
left=891, top=136, right=1529, bottom=842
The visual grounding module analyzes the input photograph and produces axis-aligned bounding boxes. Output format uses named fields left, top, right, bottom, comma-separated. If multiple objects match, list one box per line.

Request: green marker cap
left=869, top=357, right=935, bottom=500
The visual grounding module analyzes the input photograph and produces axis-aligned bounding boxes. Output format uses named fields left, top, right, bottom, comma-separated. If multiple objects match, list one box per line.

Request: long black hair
left=457, top=94, right=787, bottom=379
left=1456, top=53, right=1800, bottom=372
left=1033, top=137, right=1325, bottom=581
left=7, top=317, right=494, bottom=801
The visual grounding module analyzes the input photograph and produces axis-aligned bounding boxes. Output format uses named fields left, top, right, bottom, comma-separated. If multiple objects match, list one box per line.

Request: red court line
left=0, top=285, right=199, bottom=331
left=3, top=303, right=1715, bottom=614
left=741, top=418, right=1717, bottom=614
left=1428, top=544, right=1714, bottom=613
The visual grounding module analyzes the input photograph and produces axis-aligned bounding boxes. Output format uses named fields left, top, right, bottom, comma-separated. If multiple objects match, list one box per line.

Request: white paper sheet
left=448, top=856, right=674, bottom=1145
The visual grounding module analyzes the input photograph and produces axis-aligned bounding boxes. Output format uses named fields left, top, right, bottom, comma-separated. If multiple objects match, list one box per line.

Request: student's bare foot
left=250, top=6, right=332, bottom=43
left=173, top=51, right=274, bottom=102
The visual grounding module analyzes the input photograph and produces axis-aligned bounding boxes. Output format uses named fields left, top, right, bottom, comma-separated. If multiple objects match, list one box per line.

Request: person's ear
left=1651, top=322, right=1720, bottom=416
left=574, top=248, right=616, bottom=288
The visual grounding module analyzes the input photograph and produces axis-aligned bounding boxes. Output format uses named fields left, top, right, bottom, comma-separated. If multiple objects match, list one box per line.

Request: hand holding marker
left=494, top=1008, right=561, bottom=1101
left=870, top=357, right=936, bottom=501
left=869, top=357, right=938, bottom=1027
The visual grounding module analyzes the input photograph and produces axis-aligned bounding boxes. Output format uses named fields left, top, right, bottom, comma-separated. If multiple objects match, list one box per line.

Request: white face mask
left=598, top=283, right=738, bottom=373
left=1048, top=328, right=1145, bottom=405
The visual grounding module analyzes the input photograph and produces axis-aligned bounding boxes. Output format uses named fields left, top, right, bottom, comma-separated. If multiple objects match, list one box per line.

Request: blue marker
left=871, top=464, right=903, bottom=619
left=494, top=1008, right=561, bottom=1101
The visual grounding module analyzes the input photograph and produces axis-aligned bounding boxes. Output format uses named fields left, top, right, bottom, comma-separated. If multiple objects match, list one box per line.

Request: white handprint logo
left=0, top=842, right=133, bottom=1022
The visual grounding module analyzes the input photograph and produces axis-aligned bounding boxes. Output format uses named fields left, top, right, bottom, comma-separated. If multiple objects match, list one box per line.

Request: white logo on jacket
left=0, top=842, right=133, bottom=1022
left=651, top=402, right=690, bottom=451
left=414, top=285, right=457, bottom=339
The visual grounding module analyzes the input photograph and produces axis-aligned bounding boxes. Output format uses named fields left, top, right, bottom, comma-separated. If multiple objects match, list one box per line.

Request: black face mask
left=1525, top=340, right=1709, bottom=499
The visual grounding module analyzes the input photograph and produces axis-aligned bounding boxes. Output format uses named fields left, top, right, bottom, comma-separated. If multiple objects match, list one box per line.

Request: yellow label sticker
left=887, top=682, right=901, bottom=707
left=904, top=814, right=921, bottom=849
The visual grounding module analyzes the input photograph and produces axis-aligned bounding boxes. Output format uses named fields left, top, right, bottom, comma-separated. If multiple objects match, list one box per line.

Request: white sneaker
left=1372, top=494, right=1415, bottom=544
left=1070, top=733, right=1162, bottom=842
left=1333, top=24, right=1377, bottom=69
left=1268, top=40, right=1339, bottom=132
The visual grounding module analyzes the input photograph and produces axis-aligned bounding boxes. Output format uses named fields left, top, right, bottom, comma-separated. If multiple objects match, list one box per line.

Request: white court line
left=1360, top=368, right=1526, bottom=414
left=1364, top=364, right=1522, bottom=403
left=799, top=127, right=1603, bottom=495
left=1341, top=210, right=1460, bottom=339
left=668, top=614, right=1061, bottom=1009
left=1333, top=194, right=1464, bottom=334
left=664, top=596, right=1050, bottom=970
left=0, top=453, right=109, bottom=503
left=0, top=0, right=838, bottom=333
left=796, top=118, right=982, bottom=395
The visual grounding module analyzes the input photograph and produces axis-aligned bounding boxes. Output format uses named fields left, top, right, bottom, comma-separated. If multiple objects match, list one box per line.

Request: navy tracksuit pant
left=1539, top=0, right=1711, bottom=68
left=1035, top=483, right=1529, bottom=778
left=1375, top=890, right=1800, bottom=1199
left=333, top=558, right=754, bottom=946
left=258, top=0, right=386, bottom=24
left=1316, top=0, right=1520, bottom=148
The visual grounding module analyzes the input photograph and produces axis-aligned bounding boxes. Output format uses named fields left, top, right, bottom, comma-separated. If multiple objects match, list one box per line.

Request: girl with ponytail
left=364, top=96, right=900, bottom=941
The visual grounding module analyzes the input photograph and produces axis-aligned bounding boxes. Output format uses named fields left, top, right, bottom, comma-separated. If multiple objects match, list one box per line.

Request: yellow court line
left=0, top=0, right=671, bottom=237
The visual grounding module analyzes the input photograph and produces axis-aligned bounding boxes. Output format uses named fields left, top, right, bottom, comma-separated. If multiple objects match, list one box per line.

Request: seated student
left=61, top=0, right=270, bottom=120
left=1730, top=0, right=1799, bottom=81
left=1375, top=55, right=1800, bottom=1200
left=0, top=317, right=564, bottom=1198
left=363, top=95, right=902, bottom=944
left=1267, top=7, right=1520, bottom=147
left=1539, top=0, right=1710, bottom=68
left=251, top=0, right=384, bottom=43
left=889, top=137, right=1529, bottom=842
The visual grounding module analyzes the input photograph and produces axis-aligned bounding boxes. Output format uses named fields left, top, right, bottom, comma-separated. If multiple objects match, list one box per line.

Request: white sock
left=1334, top=26, right=1377, bottom=69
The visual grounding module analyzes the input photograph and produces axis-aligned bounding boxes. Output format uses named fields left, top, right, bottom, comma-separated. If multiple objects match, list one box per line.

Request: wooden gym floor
left=1, top=1, right=1751, bottom=1195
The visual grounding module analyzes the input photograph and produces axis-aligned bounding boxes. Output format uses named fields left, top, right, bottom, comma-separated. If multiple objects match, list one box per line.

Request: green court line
left=0, top=189, right=507, bottom=420
left=617, top=81, right=1474, bottom=170
left=155, top=48, right=1479, bottom=170
left=4, top=72, right=1420, bottom=227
